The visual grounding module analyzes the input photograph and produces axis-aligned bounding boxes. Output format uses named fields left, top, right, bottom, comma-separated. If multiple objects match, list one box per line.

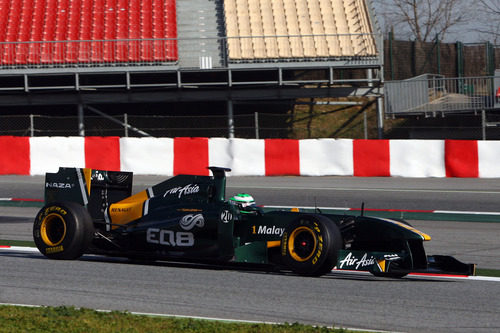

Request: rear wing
left=45, top=168, right=133, bottom=220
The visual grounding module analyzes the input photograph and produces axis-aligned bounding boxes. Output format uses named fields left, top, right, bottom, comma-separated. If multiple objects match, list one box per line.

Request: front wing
left=336, top=249, right=475, bottom=276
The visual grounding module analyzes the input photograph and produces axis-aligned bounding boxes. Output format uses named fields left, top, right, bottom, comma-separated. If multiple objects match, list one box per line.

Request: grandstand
left=0, top=0, right=178, bottom=64
left=0, top=0, right=383, bottom=137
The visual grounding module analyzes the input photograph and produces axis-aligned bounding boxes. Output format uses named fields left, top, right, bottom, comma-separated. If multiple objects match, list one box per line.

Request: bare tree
left=474, top=0, right=500, bottom=43
left=376, top=0, right=472, bottom=42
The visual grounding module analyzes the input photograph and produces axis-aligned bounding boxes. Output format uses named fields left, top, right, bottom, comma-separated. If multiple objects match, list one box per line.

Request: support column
left=29, top=114, right=34, bottom=137
left=254, top=112, right=259, bottom=139
left=482, top=110, right=486, bottom=140
left=377, top=97, right=384, bottom=139
left=367, top=69, right=384, bottom=139
left=227, top=99, right=235, bottom=138
left=78, top=103, right=85, bottom=136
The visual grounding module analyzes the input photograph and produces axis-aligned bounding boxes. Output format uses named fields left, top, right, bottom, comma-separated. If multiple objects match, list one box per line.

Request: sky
left=370, top=0, right=498, bottom=44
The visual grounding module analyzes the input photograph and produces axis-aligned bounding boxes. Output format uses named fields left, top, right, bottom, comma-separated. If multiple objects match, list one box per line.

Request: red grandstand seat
left=166, top=38, right=178, bottom=61
left=128, top=0, right=141, bottom=61
left=166, top=0, right=176, bottom=16
left=141, top=40, right=153, bottom=62
left=15, top=44, right=29, bottom=64
left=30, top=1, right=44, bottom=42
left=18, top=0, right=33, bottom=40
left=140, top=0, right=153, bottom=39
left=0, top=0, right=7, bottom=63
left=104, top=0, right=118, bottom=40
left=64, top=41, right=79, bottom=63
left=90, top=42, right=104, bottom=63
left=53, top=0, right=69, bottom=63
left=55, top=0, right=69, bottom=40
left=103, top=0, right=117, bottom=62
left=90, top=0, right=105, bottom=62
left=2, top=0, right=21, bottom=64
left=65, top=1, right=81, bottom=63
left=6, top=8, right=21, bottom=41
left=152, top=0, right=164, bottom=36
left=2, top=43, right=16, bottom=65
left=152, top=0, right=165, bottom=60
left=140, top=0, right=153, bottom=61
left=42, top=2, right=57, bottom=61
left=115, top=0, right=129, bottom=62
left=165, top=0, right=178, bottom=61
left=77, top=2, right=93, bottom=62
left=7, top=0, right=21, bottom=26
left=28, top=42, right=42, bottom=64
left=53, top=42, right=66, bottom=63
left=43, top=0, right=57, bottom=41
left=40, top=43, right=53, bottom=63
left=12, top=0, right=32, bottom=64
left=0, top=1, right=8, bottom=39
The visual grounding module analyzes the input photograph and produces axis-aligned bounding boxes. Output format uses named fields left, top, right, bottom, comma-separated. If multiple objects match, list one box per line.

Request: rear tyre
left=281, top=214, right=342, bottom=276
left=33, top=202, right=94, bottom=260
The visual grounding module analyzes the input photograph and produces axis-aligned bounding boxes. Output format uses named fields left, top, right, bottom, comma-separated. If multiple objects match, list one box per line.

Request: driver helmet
left=229, top=193, right=257, bottom=214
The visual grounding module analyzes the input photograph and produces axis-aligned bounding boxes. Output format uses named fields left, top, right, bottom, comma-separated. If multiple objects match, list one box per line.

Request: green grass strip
left=0, top=305, right=357, bottom=333
left=0, top=200, right=44, bottom=208
left=476, top=268, right=500, bottom=278
left=0, top=240, right=36, bottom=247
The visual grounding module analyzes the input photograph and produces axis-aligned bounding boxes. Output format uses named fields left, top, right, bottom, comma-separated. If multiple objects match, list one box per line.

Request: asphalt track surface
left=1, top=176, right=500, bottom=332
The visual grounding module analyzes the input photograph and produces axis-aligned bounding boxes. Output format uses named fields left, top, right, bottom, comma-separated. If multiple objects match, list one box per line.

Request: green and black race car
left=33, top=167, right=475, bottom=278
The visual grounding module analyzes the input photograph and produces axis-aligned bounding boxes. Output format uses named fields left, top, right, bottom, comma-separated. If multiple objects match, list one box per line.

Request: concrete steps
left=177, top=0, right=225, bottom=68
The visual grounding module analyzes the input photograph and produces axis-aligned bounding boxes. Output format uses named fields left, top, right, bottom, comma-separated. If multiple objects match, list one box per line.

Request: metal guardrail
left=0, top=38, right=179, bottom=69
left=0, top=36, right=384, bottom=92
left=0, top=34, right=382, bottom=71
left=385, top=75, right=500, bottom=116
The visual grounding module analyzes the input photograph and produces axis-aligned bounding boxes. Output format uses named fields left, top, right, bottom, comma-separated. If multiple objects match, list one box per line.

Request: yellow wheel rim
left=40, top=213, right=67, bottom=247
left=288, top=226, right=317, bottom=262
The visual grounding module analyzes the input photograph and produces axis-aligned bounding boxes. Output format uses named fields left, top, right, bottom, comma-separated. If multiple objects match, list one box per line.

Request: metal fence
left=385, top=38, right=500, bottom=80
left=385, top=75, right=500, bottom=116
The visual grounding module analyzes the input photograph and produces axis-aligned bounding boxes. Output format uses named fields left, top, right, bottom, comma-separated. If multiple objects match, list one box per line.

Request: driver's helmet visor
left=229, top=193, right=255, bottom=209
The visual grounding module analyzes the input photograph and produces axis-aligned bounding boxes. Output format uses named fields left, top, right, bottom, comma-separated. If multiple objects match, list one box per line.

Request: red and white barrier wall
left=0, top=136, right=499, bottom=177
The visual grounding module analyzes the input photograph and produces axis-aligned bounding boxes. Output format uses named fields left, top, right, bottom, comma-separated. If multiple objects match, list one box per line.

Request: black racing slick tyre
left=33, top=202, right=94, bottom=260
left=281, top=214, right=342, bottom=276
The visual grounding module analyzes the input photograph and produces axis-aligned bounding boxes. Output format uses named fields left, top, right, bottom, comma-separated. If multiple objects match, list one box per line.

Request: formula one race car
left=33, top=167, right=475, bottom=278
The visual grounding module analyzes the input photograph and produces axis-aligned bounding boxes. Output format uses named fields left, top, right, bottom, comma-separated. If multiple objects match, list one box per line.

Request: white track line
left=0, top=246, right=39, bottom=253
left=2, top=246, right=499, bottom=282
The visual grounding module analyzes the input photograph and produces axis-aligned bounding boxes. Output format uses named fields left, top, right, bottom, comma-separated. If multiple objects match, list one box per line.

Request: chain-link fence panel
left=3, top=110, right=500, bottom=140
left=384, top=113, right=500, bottom=140
left=0, top=115, right=32, bottom=136
left=0, top=113, right=294, bottom=138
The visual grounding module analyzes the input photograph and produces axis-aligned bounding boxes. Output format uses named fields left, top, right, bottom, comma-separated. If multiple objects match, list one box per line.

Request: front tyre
left=33, top=202, right=94, bottom=260
left=281, top=214, right=342, bottom=276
